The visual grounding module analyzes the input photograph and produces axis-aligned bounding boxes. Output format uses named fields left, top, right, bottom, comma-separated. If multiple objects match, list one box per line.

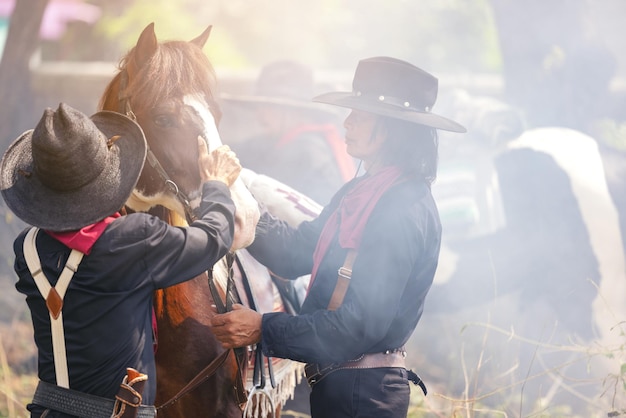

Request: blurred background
left=0, top=0, right=625, bottom=417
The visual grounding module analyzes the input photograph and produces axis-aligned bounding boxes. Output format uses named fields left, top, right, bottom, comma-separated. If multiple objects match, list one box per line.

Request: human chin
left=346, top=144, right=364, bottom=160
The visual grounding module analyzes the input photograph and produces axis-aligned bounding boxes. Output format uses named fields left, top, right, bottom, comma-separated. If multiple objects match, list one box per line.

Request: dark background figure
left=220, top=60, right=356, bottom=206
left=417, top=84, right=624, bottom=412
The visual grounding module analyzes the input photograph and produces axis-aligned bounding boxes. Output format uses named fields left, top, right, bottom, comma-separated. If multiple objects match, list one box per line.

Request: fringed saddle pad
left=212, top=249, right=304, bottom=417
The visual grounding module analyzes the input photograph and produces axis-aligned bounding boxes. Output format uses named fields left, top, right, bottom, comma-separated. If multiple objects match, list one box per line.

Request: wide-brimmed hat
left=313, top=56, right=466, bottom=133
left=0, top=103, right=147, bottom=231
left=220, top=60, right=335, bottom=114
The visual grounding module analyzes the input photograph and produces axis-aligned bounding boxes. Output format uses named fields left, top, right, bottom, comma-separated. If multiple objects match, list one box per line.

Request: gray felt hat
left=313, top=56, right=466, bottom=133
left=220, top=60, right=335, bottom=114
left=0, top=103, right=147, bottom=231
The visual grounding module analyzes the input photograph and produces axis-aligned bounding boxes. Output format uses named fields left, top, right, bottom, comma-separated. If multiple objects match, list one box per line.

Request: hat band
left=353, top=91, right=431, bottom=112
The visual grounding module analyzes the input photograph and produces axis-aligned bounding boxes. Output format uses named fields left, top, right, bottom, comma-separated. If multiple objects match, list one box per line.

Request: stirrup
left=242, top=385, right=276, bottom=418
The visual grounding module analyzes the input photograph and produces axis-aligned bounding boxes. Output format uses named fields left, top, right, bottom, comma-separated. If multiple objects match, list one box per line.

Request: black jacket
left=14, top=181, right=235, bottom=405
left=249, top=176, right=442, bottom=365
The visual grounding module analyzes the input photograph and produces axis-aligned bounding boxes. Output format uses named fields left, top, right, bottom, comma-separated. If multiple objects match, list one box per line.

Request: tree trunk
left=489, top=0, right=591, bottom=129
left=0, top=0, right=49, bottom=149
left=0, top=0, right=49, bottom=280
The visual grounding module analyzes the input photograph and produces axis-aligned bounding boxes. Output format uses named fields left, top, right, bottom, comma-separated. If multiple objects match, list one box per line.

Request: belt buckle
left=337, top=267, right=352, bottom=280
left=305, top=362, right=336, bottom=387
left=304, top=363, right=321, bottom=386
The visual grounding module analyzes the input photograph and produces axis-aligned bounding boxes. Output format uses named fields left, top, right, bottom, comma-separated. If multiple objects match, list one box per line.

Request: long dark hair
left=378, top=116, right=439, bottom=185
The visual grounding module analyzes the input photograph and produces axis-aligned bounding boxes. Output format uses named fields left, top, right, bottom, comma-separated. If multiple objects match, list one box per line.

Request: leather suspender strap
left=327, top=249, right=357, bottom=311
left=23, top=228, right=85, bottom=389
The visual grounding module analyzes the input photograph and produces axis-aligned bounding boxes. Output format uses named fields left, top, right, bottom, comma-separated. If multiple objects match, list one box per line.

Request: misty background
left=0, top=0, right=625, bottom=416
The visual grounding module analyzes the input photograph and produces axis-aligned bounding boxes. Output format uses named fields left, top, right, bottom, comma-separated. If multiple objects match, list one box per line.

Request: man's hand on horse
left=198, top=138, right=242, bottom=187
left=208, top=304, right=262, bottom=349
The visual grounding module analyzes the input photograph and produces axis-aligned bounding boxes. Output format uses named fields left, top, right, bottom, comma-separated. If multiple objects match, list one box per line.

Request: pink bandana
left=46, top=213, right=121, bottom=255
left=309, top=166, right=404, bottom=287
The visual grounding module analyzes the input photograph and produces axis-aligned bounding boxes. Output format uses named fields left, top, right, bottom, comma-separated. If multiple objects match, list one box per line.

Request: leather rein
left=116, top=69, right=242, bottom=409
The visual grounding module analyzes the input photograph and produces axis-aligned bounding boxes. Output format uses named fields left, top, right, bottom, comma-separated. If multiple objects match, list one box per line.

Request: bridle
left=117, top=69, right=198, bottom=224
left=115, top=69, right=248, bottom=410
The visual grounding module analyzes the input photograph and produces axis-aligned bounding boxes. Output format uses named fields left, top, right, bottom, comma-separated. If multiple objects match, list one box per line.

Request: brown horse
left=99, top=23, right=318, bottom=417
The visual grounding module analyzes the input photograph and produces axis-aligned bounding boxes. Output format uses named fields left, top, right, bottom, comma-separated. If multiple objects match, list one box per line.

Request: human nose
left=344, top=110, right=355, bottom=130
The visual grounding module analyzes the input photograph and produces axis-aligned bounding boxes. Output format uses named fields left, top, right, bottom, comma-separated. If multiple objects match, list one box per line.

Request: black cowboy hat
left=0, top=103, right=147, bottom=231
left=220, top=60, right=336, bottom=114
left=313, top=56, right=466, bottom=133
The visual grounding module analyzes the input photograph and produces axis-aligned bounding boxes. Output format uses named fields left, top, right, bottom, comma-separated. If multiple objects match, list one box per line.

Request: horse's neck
left=163, top=206, right=233, bottom=292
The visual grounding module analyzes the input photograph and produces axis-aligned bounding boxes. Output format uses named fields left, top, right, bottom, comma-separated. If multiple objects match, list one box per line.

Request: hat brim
left=313, top=91, right=466, bottom=133
left=0, top=111, right=147, bottom=231
left=219, top=92, right=338, bottom=115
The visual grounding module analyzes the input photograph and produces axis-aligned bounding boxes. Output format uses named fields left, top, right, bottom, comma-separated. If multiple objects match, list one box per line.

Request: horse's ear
left=135, top=22, right=158, bottom=66
left=190, top=25, right=212, bottom=49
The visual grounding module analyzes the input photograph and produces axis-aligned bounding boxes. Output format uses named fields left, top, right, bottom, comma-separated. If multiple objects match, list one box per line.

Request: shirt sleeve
left=141, top=180, right=237, bottom=288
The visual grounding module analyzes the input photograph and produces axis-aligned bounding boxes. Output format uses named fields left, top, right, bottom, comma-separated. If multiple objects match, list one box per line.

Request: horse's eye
left=154, top=115, right=174, bottom=128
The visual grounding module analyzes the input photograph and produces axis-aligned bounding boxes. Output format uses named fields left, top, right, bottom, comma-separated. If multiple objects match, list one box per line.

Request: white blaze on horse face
left=184, top=95, right=260, bottom=250
left=184, top=95, right=223, bottom=151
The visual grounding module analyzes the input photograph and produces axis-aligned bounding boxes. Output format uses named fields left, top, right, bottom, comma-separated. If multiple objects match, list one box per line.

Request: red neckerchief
left=309, top=166, right=404, bottom=289
left=277, top=123, right=356, bottom=182
left=45, top=213, right=121, bottom=255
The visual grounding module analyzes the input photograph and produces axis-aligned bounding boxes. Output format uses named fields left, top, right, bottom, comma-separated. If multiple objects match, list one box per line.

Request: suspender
left=327, top=249, right=357, bottom=311
left=23, top=227, right=85, bottom=388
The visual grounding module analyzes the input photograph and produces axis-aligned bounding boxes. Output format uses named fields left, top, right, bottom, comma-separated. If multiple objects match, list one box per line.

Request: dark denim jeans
left=310, top=367, right=410, bottom=418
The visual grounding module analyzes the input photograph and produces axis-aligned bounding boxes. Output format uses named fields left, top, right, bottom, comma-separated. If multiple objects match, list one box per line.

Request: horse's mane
left=99, top=40, right=219, bottom=116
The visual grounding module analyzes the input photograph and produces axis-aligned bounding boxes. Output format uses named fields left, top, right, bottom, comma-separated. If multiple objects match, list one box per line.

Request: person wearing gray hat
left=209, top=56, right=466, bottom=417
left=0, top=103, right=241, bottom=418
left=222, top=60, right=356, bottom=205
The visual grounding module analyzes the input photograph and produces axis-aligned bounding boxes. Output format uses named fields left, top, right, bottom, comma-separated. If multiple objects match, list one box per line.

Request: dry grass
left=0, top=312, right=624, bottom=418
left=404, top=313, right=626, bottom=418
left=0, top=322, right=38, bottom=418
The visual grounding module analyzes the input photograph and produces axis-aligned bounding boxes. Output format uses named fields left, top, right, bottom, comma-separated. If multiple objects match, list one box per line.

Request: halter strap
left=23, top=228, right=85, bottom=388
left=145, top=149, right=197, bottom=223
left=117, top=68, right=197, bottom=223
left=117, top=68, right=135, bottom=120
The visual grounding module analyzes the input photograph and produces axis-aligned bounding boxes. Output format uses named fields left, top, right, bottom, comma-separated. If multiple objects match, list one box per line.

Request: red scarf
left=46, top=213, right=121, bottom=255
left=277, top=123, right=356, bottom=182
left=309, top=166, right=404, bottom=288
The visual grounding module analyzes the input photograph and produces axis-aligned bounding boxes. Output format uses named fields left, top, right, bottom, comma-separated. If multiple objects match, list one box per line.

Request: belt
left=32, top=380, right=157, bottom=418
left=305, top=349, right=407, bottom=387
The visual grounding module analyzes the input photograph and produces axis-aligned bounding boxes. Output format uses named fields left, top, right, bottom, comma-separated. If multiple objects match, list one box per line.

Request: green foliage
left=592, top=119, right=626, bottom=151
left=91, top=0, right=247, bottom=65
left=95, top=0, right=198, bottom=49
left=85, top=0, right=501, bottom=72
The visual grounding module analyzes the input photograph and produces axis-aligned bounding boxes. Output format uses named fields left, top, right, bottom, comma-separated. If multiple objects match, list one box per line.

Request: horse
left=98, top=22, right=321, bottom=417
left=411, top=89, right=626, bottom=414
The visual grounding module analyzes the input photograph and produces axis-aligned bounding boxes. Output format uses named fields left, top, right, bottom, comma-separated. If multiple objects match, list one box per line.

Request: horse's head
left=99, top=23, right=259, bottom=249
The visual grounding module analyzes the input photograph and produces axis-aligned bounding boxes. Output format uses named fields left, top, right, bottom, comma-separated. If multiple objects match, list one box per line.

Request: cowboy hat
left=220, top=60, right=337, bottom=114
left=0, top=103, right=147, bottom=231
left=313, top=56, right=466, bottom=133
